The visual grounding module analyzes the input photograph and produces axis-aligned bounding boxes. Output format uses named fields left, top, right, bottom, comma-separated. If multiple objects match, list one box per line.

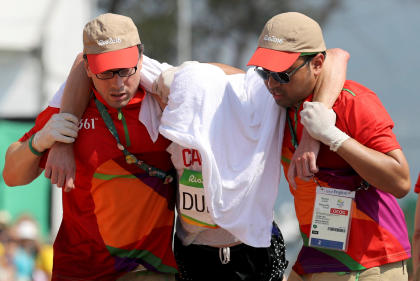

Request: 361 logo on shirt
left=78, top=118, right=97, bottom=130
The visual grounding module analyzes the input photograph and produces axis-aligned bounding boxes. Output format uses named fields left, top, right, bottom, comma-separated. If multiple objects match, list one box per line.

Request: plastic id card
left=309, top=186, right=355, bottom=251
left=178, top=169, right=218, bottom=229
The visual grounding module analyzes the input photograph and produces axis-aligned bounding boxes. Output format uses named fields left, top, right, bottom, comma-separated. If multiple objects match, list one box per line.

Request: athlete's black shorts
left=174, top=222, right=288, bottom=281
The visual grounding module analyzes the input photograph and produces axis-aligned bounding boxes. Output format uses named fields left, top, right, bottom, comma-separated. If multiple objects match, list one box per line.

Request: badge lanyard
left=95, top=97, right=174, bottom=184
left=309, top=182, right=354, bottom=252
left=286, top=104, right=301, bottom=150
left=286, top=103, right=359, bottom=252
left=307, top=158, right=369, bottom=252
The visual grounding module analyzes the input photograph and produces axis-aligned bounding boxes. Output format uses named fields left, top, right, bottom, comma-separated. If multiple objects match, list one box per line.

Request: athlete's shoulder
left=340, top=80, right=373, bottom=98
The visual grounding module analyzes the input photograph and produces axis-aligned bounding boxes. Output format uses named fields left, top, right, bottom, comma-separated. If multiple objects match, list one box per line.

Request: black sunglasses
left=254, top=57, right=311, bottom=84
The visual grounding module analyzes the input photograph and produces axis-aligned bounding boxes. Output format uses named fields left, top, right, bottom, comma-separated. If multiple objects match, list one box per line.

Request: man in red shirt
left=3, top=13, right=177, bottom=281
left=247, top=12, right=411, bottom=281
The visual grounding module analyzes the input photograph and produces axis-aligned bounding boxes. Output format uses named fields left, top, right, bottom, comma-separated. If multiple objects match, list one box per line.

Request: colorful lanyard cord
left=286, top=102, right=301, bottom=150
left=95, top=97, right=174, bottom=184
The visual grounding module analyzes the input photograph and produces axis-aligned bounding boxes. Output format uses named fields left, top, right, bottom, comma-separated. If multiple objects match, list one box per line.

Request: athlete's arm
left=312, top=48, right=349, bottom=105
left=152, top=61, right=244, bottom=110
left=44, top=53, right=91, bottom=191
left=209, top=63, right=245, bottom=75
left=61, top=53, right=92, bottom=119
left=287, top=48, right=349, bottom=188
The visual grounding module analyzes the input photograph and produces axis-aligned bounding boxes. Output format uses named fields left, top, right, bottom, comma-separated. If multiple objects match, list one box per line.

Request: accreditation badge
left=308, top=186, right=355, bottom=251
left=178, top=169, right=218, bottom=229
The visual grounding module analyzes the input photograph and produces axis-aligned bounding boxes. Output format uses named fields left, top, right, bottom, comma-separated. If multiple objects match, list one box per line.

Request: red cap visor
left=247, top=48, right=300, bottom=72
left=86, top=46, right=139, bottom=74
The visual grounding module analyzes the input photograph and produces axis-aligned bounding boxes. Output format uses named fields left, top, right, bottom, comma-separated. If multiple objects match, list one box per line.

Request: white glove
left=32, top=113, right=79, bottom=153
left=300, top=102, right=350, bottom=152
left=151, top=61, right=199, bottom=104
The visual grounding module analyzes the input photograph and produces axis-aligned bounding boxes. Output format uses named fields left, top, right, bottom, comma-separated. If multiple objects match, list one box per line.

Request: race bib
left=309, top=186, right=354, bottom=251
left=178, top=169, right=218, bottom=229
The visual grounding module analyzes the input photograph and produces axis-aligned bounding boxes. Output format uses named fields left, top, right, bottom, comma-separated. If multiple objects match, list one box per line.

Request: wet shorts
left=174, top=222, right=288, bottom=281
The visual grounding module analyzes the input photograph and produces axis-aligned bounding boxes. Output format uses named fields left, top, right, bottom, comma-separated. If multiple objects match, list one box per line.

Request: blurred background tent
left=0, top=0, right=419, bottom=278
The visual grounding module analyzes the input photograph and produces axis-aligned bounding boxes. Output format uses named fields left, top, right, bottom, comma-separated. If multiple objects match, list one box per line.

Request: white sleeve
left=140, top=54, right=173, bottom=93
left=49, top=82, right=66, bottom=108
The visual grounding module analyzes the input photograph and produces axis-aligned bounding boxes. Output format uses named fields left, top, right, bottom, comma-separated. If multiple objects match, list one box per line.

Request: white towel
left=48, top=55, right=171, bottom=143
left=159, top=63, right=286, bottom=247
left=49, top=83, right=66, bottom=108
left=138, top=55, right=172, bottom=142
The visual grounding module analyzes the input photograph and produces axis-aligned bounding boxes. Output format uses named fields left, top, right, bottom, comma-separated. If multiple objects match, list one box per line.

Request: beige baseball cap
left=247, top=12, right=326, bottom=72
left=83, top=13, right=141, bottom=74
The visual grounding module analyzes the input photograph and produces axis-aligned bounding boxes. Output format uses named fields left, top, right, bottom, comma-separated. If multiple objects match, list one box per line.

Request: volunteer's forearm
left=313, top=48, right=349, bottom=108
left=3, top=141, right=43, bottom=186
left=337, top=141, right=410, bottom=198
left=209, top=63, right=245, bottom=75
left=60, top=53, right=91, bottom=119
